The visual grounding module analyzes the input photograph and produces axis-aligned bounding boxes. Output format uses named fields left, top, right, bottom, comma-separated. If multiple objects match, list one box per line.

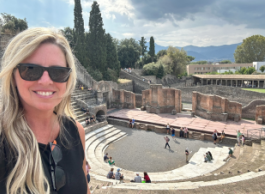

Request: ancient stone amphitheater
left=71, top=88, right=265, bottom=194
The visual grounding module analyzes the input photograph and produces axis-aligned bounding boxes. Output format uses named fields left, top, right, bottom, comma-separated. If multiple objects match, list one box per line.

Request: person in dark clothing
left=180, top=127, right=184, bottom=137
left=0, top=28, right=89, bottom=194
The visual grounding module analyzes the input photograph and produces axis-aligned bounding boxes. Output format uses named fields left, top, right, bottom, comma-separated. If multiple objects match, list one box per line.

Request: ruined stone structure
left=111, top=89, right=136, bottom=109
left=255, top=105, right=265, bottom=124
left=142, top=84, right=181, bottom=114
left=192, top=92, right=242, bottom=122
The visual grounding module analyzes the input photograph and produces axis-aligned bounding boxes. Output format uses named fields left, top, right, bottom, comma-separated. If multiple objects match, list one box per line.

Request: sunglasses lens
left=51, top=145, right=63, bottom=163
left=55, top=166, right=66, bottom=191
left=18, top=64, right=43, bottom=81
left=49, top=67, right=71, bottom=83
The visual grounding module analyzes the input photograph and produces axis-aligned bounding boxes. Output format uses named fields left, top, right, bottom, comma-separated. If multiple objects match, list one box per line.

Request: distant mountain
left=145, top=42, right=241, bottom=62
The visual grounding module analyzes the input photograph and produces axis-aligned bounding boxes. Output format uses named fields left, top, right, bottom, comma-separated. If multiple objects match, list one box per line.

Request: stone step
left=108, top=171, right=265, bottom=190
left=85, top=124, right=114, bottom=141
left=88, top=145, right=229, bottom=182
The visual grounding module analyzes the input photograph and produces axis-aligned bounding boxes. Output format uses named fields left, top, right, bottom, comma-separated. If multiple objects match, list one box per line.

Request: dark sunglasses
left=16, top=63, right=72, bottom=83
left=49, top=142, right=66, bottom=191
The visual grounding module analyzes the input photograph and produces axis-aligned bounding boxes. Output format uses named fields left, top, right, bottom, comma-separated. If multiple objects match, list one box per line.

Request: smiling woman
left=0, top=28, right=90, bottom=194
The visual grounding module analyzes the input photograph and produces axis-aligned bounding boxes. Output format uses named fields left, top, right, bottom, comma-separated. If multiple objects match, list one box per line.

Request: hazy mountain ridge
left=146, top=42, right=242, bottom=62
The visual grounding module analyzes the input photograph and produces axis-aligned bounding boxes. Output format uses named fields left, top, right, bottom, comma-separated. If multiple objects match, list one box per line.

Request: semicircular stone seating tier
left=85, top=125, right=230, bottom=182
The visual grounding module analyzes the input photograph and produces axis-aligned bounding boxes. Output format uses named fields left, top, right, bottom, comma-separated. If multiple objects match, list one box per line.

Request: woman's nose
left=38, top=71, right=53, bottom=84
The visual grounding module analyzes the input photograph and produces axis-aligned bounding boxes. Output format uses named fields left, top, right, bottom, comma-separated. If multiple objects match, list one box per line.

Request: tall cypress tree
left=106, top=33, right=120, bottom=77
left=149, top=36, right=155, bottom=61
left=87, top=1, right=107, bottom=78
left=139, top=37, right=147, bottom=57
left=74, top=0, right=86, bottom=66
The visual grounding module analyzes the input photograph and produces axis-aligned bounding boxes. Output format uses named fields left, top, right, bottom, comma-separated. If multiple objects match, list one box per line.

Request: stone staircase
left=71, top=89, right=97, bottom=123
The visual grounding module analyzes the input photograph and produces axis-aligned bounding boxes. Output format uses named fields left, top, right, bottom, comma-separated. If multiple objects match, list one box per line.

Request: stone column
left=236, top=80, right=238, bottom=87
left=258, top=80, right=260, bottom=88
left=192, top=92, right=198, bottom=114
left=263, top=80, right=265, bottom=88
left=216, top=79, right=218, bottom=85
left=226, top=80, right=228, bottom=86
left=211, top=79, right=213, bottom=85
left=252, top=80, right=255, bottom=88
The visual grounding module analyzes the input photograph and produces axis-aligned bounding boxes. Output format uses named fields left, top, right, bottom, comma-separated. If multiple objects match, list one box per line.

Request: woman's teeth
left=36, top=91, right=53, bottom=96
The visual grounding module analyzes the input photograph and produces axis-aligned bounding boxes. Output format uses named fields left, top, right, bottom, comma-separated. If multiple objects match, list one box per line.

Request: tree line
left=1, top=3, right=265, bottom=80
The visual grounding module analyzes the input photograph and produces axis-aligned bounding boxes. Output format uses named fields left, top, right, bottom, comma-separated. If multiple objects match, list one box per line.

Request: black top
left=0, top=117, right=87, bottom=194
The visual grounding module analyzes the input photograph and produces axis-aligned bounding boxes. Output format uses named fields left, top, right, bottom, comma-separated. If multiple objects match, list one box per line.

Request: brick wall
left=118, top=81, right=133, bottom=91
left=180, top=85, right=265, bottom=105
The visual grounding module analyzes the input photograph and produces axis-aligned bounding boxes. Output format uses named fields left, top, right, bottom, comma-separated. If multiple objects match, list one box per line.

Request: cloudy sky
left=1, top=0, right=265, bottom=47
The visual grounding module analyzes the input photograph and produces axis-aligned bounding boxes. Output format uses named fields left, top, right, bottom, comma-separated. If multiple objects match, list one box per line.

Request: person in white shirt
left=133, top=173, right=142, bottom=183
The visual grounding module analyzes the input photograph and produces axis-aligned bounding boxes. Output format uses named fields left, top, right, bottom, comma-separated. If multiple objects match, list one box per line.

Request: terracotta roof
left=193, top=75, right=265, bottom=80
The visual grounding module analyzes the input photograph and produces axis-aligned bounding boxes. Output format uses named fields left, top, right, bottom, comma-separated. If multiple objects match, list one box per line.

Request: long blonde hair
left=0, top=28, right=77, bottom=194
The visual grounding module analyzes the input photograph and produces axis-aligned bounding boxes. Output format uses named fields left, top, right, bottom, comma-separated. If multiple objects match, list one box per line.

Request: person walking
left=185, top=148, right=190, bottom=163
left=164, top=136, right=171, bottom=149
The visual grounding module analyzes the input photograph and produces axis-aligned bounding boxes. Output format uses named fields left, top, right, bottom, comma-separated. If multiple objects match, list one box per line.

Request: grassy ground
left=242, top=88, right=265, bottom=93
left=118, top=78, right=131, bottom=84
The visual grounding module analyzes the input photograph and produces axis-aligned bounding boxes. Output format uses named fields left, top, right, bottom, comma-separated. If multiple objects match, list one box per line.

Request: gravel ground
left=105, top=125, right=233, bottom=172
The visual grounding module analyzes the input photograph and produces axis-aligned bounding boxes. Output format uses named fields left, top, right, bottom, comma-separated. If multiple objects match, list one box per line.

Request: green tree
left=187, top=55, right=195, bottom=62
left=234, top=35, right=265, bottom=63
left=246, top=67, right=255, bottom=74
left=149, top=36, right=155, bottom=61
left=105, top=33, right=120, bottom=79
left=156, top=64, right=164, bottom=79
left=139, top=37, right=147, bottom=57
left=260, top=65, right=265, bottom=72
left=0, top=13, right=27, bottom=34
left=117, top=38, right=141, bottom=68
left=190, top=60, right=208, bottom=64
left=61, top=27, right=75, bottom=49
left=157, top=49, right=167, bottom=59
left=220, top=60, right=232, bottom=64
left=73, top=0, right=86, bottom=66
left=167, top=46, right=189, bottom=76
left=87, top=1, right=107, bottom=78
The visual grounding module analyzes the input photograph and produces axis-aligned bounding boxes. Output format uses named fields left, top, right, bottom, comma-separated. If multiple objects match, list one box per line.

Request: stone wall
left=242, top=100, right=265, bottom=119
left=142, top=75, right=156, bottom=84
left=142, top=84, right=181, bottom=114
left=118, top=81, right=133, bottom=91
left=135, top=94, right=142, bottom=108
left=192, top=92, right=242, bottom=122
left=255, top=105, right=265, bottom=124
left=179, top=85, right=265, bottom=105
left=119, top=70, right=150, bottom=94
left=111, top=89, right=136, bottom=109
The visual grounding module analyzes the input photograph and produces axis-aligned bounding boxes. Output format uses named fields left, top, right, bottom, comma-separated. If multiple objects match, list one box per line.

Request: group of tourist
left=204, top=151, right=213, bottom=162
left=81, top=106, right=97, bottom=125
left=166, top=124, right=189, bottom=138
left=104, top=153, right=116, bottom=165
left=212, top=129, right=245, bottom=146
left=124, top=67, right=132, bottom=73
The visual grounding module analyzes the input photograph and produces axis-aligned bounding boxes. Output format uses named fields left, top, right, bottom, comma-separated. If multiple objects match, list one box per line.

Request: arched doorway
left=96, top=110, right=105, bottom=122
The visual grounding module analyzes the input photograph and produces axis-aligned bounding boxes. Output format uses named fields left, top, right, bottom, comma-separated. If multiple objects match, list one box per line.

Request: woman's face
left=14, top=43, right=68, bottom=113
